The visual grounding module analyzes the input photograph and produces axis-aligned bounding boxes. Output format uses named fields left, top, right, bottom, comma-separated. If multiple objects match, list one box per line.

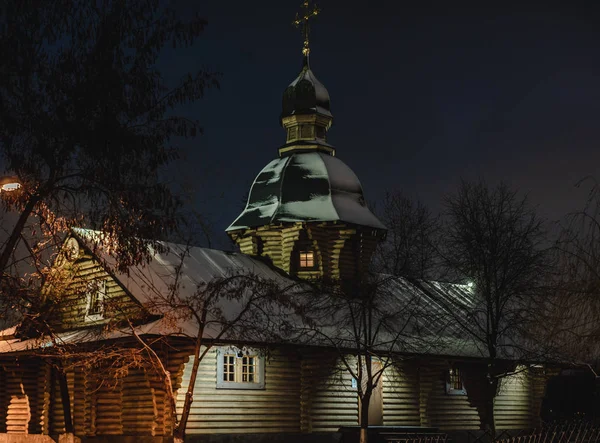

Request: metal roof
left=0, top=229, right=488, bottom=360
left=226, top=152, right=386, bottom=232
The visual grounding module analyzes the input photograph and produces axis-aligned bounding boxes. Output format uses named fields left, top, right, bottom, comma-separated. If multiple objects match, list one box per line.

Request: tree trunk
left=482, top=376, right=498, bottom=438
left=57, top=368, right=74, bottom=434
left=359, top=391, right=371, bottom=443
left=0, top=194, right=39, bottom=278
left=173, top=334, right=205, bottom=442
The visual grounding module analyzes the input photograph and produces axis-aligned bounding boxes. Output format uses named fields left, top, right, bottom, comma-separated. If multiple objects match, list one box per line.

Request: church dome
left=226, top=151, right=385, bottom=232
left=281, top=58, right=332, bottom=121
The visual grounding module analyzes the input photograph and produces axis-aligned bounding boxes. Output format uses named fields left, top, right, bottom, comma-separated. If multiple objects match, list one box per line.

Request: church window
left=299, top=250, right=316, bottom=269
left=85, top=279, right=106, bottom=321
left=446, top=367, right=467, bottom=395
left=216, top=347, right=265, bottom=389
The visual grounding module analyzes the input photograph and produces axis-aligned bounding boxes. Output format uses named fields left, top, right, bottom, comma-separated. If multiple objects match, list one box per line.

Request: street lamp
left=0, top=176, right=22, bottom=192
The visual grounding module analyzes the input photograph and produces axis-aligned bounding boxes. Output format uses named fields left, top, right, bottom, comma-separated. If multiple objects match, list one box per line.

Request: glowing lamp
left=0, top=176, right=22, bottom=192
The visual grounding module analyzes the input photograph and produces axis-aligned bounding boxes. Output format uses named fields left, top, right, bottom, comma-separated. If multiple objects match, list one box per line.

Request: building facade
left=0, top=12, right=555, bottom=443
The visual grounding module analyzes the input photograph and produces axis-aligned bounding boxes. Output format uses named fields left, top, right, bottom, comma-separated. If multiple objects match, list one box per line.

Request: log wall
left=382, top=362, right=420, bottom=426
left=494, top=369, right=532, bottom=430
left=1, top=351, right=555, bottom=438
left=229, top=222, right=382, bottom=281
left=177, top=347, right=302, bottom=434
left=48, top=363, right=176, bottom=438
left=300, top=351, right=358, bottom=432
left=0, top=358, right=50, bottom=435
left=46, top=246, right=143, bottom=332
left=419, top=361, right=481, bottom=430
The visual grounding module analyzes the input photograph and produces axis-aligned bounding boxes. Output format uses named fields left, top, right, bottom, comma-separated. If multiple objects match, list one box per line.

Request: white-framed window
left=85, top=279, right=106, bottom=322
left=216, top=347, right=265, bottom=390
left=446, top=367, right=467, bottom=395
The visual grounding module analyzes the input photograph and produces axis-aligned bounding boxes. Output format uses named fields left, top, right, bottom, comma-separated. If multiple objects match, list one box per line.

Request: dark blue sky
left=164, top=1, right=600, bottom=248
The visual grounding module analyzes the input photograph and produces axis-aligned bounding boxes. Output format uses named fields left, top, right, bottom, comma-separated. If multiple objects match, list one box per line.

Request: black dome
left=281, top=57, right=332, bottom=120
left=226, top=152, right=385, bottom=232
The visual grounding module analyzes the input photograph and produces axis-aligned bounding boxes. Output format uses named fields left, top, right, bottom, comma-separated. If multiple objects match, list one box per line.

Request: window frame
left=216, top=347, right=265, bottom=390
left=445, top=367, right=467, bottom=395
left=85, top=279, right=106, bottom=322
left=298, top=250, right=317, bottom=270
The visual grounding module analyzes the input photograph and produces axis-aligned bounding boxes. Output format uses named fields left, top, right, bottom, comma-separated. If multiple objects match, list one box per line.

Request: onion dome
left=226, top=152, right=386, bottom=232
left=281, top=56, right=332, bottom=120
left=278, top=56, right=335, bottom=157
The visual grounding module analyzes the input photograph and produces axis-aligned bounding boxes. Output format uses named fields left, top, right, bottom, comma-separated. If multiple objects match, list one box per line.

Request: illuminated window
left=216, top=347, right=264, bottom=390
left=446, top=367, right=467, bottom=395
left=85, top=280, right=106, bottom=321
left=299, top=250, right=315, bottom=269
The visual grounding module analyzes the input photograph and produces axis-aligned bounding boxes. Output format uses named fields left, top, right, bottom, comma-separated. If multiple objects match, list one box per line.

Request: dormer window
left=299, top=250, right=316, bottom=269
left=85, top=280, right=106, bottom=322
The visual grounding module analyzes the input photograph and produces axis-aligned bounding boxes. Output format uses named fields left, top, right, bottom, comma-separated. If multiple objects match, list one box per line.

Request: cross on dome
left=293, top=0, right=320, bottom=57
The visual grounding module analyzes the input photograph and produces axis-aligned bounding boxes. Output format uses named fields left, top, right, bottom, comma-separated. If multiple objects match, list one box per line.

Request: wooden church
left=0, top=4, right=555, bottom=442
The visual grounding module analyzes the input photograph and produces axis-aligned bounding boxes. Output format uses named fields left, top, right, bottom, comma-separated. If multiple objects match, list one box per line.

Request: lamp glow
left=0, top=176, right=22, bottom=192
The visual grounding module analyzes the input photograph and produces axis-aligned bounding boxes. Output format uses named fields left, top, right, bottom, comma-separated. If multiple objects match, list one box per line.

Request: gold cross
left=293, top=0, right=321, bottom=57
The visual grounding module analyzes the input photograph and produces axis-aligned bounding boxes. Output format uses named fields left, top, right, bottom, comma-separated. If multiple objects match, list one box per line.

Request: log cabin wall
left=417, top=360, right=546, bottom=431
left=300, top=351, right=358, bottom=432
left=493, top=368, right=533, bottom=430
left=49, top=363, right=170, bottom=437
left=0, top=348, right=554, bottom=439
left=382, top=362, right=421, bottom=426
left=0, top=358, right=50, bottom=435
left=176, top=347, right=302, bottom=434
left=46, top=246, right=143, bottom=333
left=419, top=361, right=481, bottom=430
left=230, top=222, right=382, bottom=282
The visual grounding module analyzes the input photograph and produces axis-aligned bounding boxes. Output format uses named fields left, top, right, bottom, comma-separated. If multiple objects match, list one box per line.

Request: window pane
left=224, top=355, right=236, bottom=382
left=299, top=251, right=314, bottom=268
left=449, top=368, right=462, bottom=390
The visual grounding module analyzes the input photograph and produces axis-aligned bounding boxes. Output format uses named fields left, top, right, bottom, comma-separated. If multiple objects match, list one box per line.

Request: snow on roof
left=72, top=228, right=293, bottom=309
left=227, top=152, right=386, bottom=231
left=0, top=229, right=513, bottom=361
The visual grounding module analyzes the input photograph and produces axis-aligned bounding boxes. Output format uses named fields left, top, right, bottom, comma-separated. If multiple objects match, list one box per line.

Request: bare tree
left=295, top=274, right=445, bottom=443
left=0, top=0, right=219, bottom=281
left=432, top=179, right=551, bottom=436
left=373, top=191, right=440, bottom=279
left=549, top=178, right=600, bottom=366
left=133, top=273, right=294, bottom=443
left=34, top=236, right=299, bottom=443
left=0, top=3, right=218, bottom=434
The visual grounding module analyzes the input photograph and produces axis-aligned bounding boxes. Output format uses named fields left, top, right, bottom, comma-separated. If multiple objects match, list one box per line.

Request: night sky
left=164, top=1, right=600, bottom=248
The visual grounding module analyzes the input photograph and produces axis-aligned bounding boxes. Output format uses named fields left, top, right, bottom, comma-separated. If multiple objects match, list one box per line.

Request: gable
left=44, top=235, right=147, bottom=333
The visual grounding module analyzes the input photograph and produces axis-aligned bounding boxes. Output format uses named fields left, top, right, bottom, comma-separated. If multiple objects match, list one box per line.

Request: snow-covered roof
left=227, top=152, right=386, bottom=231
left=0, top=229, right=510, bottom=361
